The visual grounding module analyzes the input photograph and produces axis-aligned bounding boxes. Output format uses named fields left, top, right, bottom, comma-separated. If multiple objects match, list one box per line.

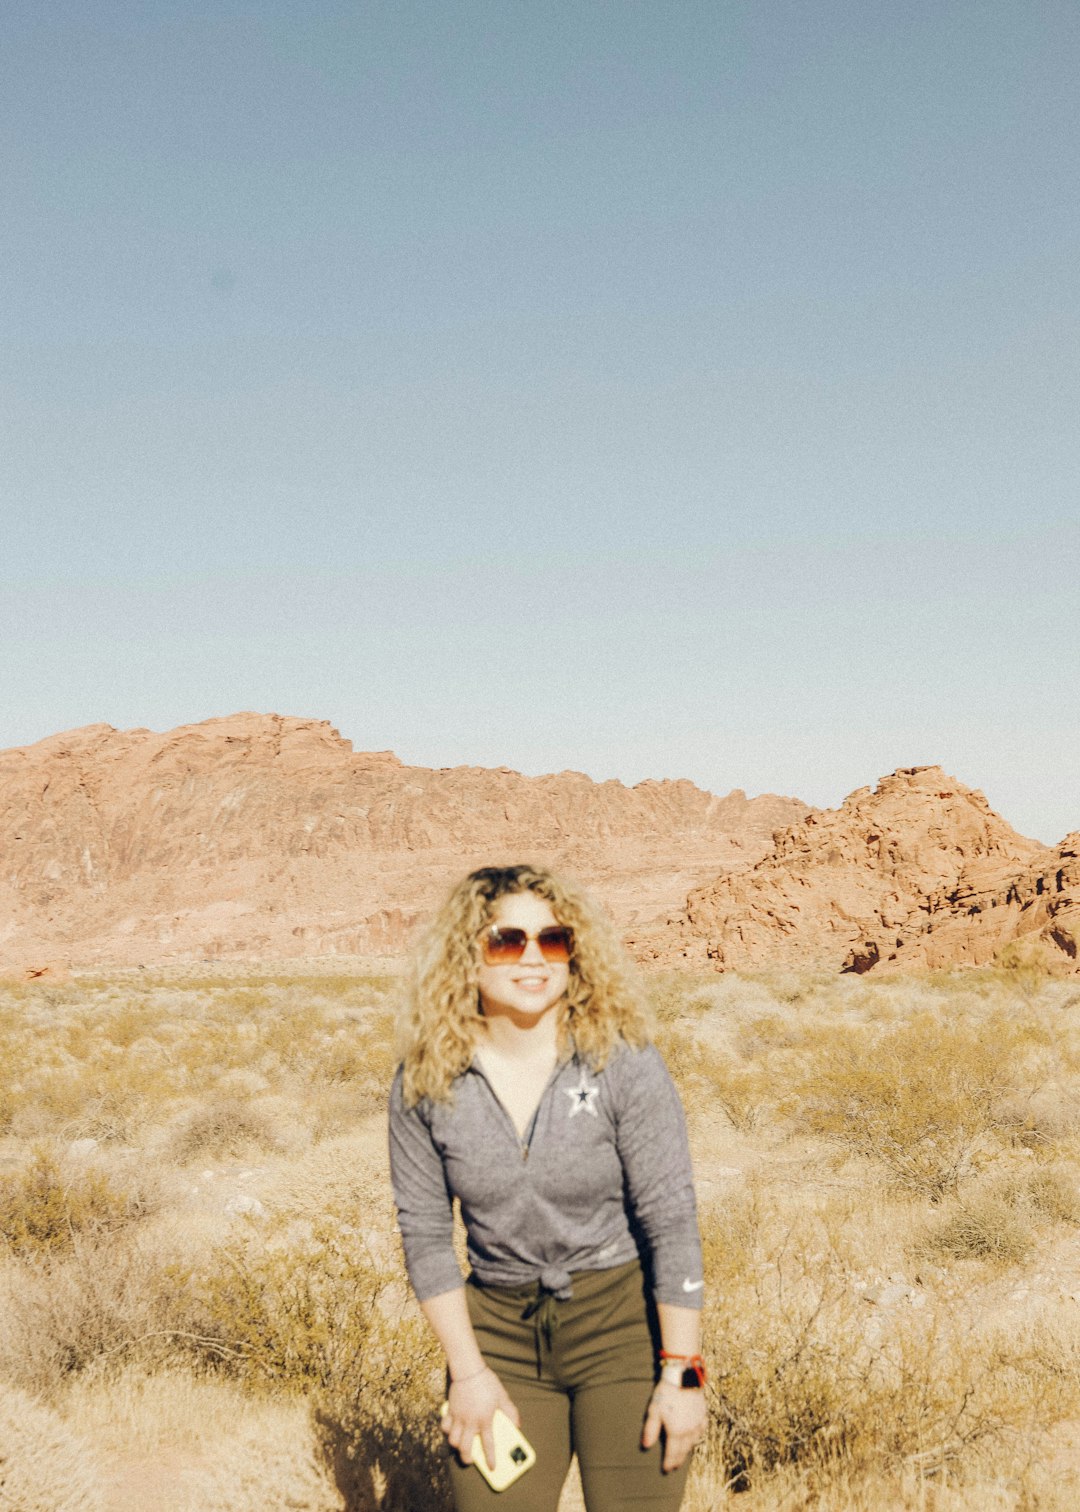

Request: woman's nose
left=519, top=936, right=546, bottom=965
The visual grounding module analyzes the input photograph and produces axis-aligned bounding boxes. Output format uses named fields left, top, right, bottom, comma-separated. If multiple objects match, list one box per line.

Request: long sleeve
left=388, top=1067, right=464, bottom=1302
left=612, top=1043, right=704, bottom=1309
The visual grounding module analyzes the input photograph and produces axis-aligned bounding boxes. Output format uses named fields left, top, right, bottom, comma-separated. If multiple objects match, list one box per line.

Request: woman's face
left=476, top=891, right=570, bottom=1024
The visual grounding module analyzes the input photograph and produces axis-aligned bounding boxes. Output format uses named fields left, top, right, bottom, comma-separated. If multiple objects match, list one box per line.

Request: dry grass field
left=2, top=961, right=1080, bottom=1510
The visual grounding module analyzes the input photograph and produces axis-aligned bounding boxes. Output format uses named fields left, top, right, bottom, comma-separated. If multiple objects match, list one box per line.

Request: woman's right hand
left=442, top=1366, right=520, bottom=1471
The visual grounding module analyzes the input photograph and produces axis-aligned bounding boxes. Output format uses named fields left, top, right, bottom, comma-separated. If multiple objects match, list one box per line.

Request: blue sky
left=3, top=1, right=1077, bottom=841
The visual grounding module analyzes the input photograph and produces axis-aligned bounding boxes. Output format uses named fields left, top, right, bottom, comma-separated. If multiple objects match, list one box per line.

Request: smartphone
left=440, top=1403, right=536, bottom=1492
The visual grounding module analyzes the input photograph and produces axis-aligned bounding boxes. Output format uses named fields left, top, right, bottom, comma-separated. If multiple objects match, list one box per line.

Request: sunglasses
left=480, top=925, right=575, bottom=966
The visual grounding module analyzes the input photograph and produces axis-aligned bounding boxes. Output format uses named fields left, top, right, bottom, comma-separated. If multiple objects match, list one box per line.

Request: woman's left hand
left=641, top=1381, right=707, bottom=1472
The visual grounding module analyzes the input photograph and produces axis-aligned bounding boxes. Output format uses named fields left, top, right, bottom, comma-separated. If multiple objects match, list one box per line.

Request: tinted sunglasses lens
left=482, top=927, right=527, bottom=964
left=537, top=927, right=574, bottom=963
left=480, top=926, right=574, bottom=965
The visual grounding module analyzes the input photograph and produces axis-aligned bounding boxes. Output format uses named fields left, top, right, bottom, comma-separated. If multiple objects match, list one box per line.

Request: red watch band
left=658, top=1351, right=707, bottom=1387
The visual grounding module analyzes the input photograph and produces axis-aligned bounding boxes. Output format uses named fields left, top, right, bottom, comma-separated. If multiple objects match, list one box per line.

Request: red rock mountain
left=657, top=765, right=1077, bottom=972
left=0, top=714, right=808, bottom=969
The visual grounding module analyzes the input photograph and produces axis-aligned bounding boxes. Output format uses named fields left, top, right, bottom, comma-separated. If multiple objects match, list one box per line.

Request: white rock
left=67, top=1137, right=98, bottom=1158
left=863, top=1281, right=913, bottom=1308
left=224, top=1193, right=267, bottom=1219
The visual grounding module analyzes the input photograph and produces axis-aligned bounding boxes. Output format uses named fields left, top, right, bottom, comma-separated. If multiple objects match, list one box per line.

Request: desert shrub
left=994, top=941, right=1066, bottom=994
left=699, top=1187, right=765, bottom=1289
left=9, top=1069, right=95, bottom=1137
left=169, top=1220, right=413, bottom=1388
left=921, top=1164, right=1080, bottom=1267
left=694, top=1051, right=771, bottom=1134
left=656, top=1020, right=774, bottom=1132
left=6, top=1053, right=178, bottom=1141
left=0, top=1240, right=179, bottom=1394
left=64, top=1088, right=150, bottom=1144
left=692, top=1174, right=1080, bottom=1501
left=168, top=1097, right=283, bottom=1164
left=302, top=1086, right=377, bottom=1143
left=178, top=1236, right=364, bottom=1389
left=0, top=1150, right=153, bottom=1259
left=997, top=1082, right=1080, bottom=1151
left=0, top=973, right=403, bottom=1142
left=733, top=1011, right=800, bottom=1059
left=793, top=1012, right=1042, bottom=1198
left=172, top=1023, right=257, bottom=1086
left=216, top=986, right=280, bottom=1018
left=1023, top=1164, right=1080, bottom=1224
left=703, top=1258, right=1079, bottom=1494
left=167, top=1218, right=450, bottom=1509
left=920, top=1189, right=1035, bottom=1266
left=305, top=1008, right=398, bottom=1116
left=63, top=999, right=164, bottom=1057
left=742, top=970, right=837, bottom=1008
left=646, top=973, right=716, bottom=1023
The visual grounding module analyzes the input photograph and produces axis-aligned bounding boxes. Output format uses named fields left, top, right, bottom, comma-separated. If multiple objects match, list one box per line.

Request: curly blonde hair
left=400, top=864, right=651, bottom=1105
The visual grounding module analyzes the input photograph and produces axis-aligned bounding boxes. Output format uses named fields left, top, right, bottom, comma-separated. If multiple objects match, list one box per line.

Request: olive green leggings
left=447, top=1260, right=690, bottom=1512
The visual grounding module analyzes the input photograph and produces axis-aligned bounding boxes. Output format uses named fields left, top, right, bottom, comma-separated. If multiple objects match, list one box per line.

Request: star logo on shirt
left=565, top=1066, right=600, bottom=1118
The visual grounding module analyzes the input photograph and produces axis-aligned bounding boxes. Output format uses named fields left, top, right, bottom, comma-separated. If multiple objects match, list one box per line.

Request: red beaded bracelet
left=658, top=1351, right=707, bottom=1387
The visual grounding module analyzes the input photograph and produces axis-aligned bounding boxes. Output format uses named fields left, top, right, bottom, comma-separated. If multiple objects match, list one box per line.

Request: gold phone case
left=441, top=1404, right=536, bottom=1492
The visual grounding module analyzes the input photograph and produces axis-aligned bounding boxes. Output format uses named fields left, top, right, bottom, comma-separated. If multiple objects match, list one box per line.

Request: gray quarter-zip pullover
left=388, top=1041, right=703, bottom=1308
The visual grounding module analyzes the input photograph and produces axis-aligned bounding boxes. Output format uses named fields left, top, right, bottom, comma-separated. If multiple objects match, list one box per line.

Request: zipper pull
left=520, top=1141, right=529, bottom=1162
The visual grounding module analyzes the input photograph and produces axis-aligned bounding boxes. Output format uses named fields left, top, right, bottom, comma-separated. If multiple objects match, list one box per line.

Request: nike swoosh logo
left=682, top=1278, right=704, bottom=1293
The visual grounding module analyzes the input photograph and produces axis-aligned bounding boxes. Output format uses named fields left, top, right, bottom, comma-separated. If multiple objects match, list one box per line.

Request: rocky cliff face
left=909, top=831, right=1080, bottom=971
left=652, top=766, right=1077, bottom=973
left=0, top=713, right=808, bottom=968
left=6, top=724, right=1073, bottom=975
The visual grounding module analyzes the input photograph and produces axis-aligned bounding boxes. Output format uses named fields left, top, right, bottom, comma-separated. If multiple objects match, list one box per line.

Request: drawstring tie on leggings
left=521, top=1266, right=573, bottom=1373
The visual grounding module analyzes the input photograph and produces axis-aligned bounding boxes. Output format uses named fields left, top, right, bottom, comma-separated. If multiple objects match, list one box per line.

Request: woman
left=389, top=864, right=707, bottom=1511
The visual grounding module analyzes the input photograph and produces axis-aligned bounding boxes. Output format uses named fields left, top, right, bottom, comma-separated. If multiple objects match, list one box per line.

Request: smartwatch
left=658, top=1352, right=707, bottom=1389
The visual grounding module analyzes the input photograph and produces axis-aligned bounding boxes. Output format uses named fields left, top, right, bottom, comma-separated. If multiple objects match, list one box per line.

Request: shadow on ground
left=315, top=1404, right=454, bottom=1511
